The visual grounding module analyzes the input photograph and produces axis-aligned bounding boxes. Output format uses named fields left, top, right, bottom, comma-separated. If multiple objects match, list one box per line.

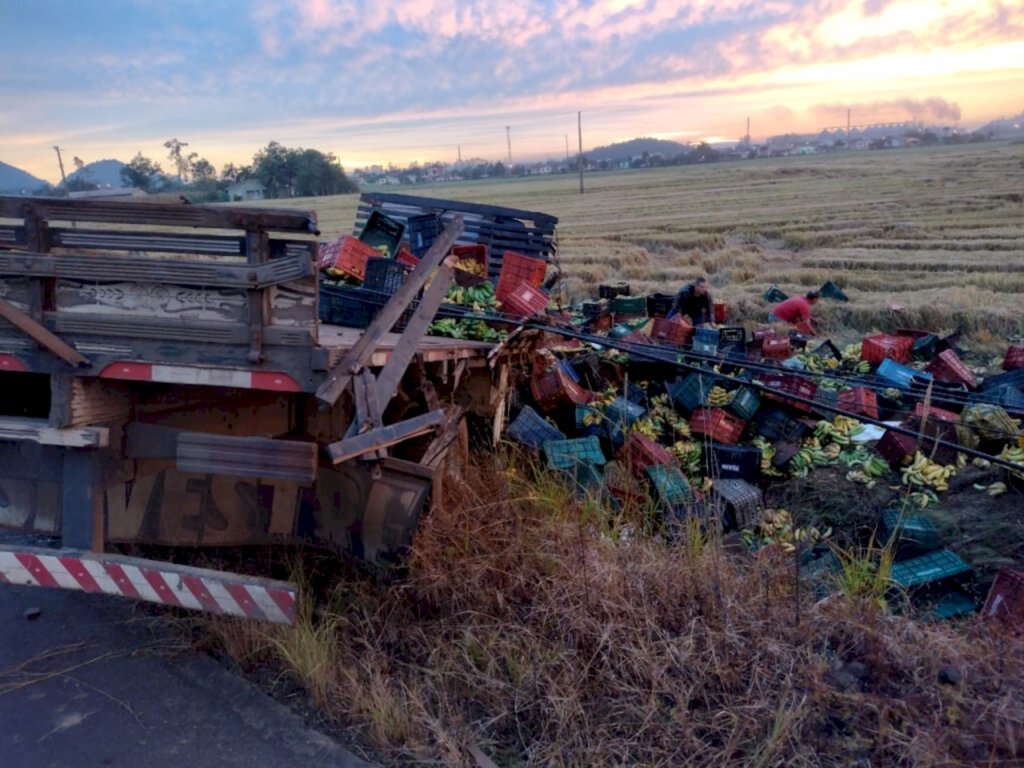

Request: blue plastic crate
left=669, top=372, right=718, bottom=413
left=890, top=550, right=971, bottom=589
left=877, top=358, right=931, bottom=390
left=507, top=406, right=565, bottom=449
left=606, top=397, right=645, bottom=426
left=880, top=508, right=941, bottom=553
left=543, top=436, right=607, bottom=470
left=559, top=359, right=580, bottom=383
left=694, top=327, right=721, bottom=345
left=645, top=464, right=692, bottom=509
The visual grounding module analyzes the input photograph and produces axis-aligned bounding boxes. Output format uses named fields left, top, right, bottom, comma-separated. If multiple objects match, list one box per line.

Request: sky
left=1, top=0, right=1022, bottom=183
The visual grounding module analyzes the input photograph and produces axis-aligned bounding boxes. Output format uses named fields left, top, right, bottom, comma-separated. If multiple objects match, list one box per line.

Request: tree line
left=63, top=140, right=358, bottom=201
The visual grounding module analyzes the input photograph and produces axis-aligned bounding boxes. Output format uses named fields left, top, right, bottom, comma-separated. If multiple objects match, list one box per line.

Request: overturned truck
left=0, top=194, right=557, bottom=623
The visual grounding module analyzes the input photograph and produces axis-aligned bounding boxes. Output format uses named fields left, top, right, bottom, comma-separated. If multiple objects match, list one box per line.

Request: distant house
left=227, top=180, right=266, bottom=201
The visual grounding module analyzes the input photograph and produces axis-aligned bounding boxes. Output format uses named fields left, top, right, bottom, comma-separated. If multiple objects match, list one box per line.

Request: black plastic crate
left=811, top=340, right=841, bottom=360
left=754, top=407, right=807, bottom=442
left=363, top=257, right=412, bottom=295
left=358, top=210, right=406, bottom=257
left=712, top=479, right=763, bottom=529
left=702, top=443, right=760, bottom=481
left=719, top=326, right=746, bottom=344
left=729, top=387, right=761, bottom=422
left=406, top=214, right=443, bottom=257
left=669, top=372, right=719, bottom=413
left=646, top=293, right=676, bottom=317
left=812, top=387, right=839, bottom=418
left=319, top=282, right=411, bottom=331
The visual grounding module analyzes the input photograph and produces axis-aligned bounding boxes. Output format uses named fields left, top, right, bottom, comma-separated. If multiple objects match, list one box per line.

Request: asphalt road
left=0, top=570, right=369, bottom=768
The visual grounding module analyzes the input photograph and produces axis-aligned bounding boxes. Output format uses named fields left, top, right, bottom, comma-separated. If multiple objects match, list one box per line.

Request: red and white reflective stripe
left=0, top=354, right=28, bottom=372
left=0, top=547, right=297, bottom=624
left=99, top=362, right=301, bottom=392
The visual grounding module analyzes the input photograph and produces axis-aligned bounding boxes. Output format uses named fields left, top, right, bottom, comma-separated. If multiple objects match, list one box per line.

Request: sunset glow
left=0, top=0, right=1021, bottom=182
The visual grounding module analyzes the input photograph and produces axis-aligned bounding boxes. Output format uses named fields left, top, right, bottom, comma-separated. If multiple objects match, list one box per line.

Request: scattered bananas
left=453, top=257, right=485, bottom=276
left=997, top=445, right=1024, bottom=480
left=706, top=385, right=734, bottom=407
left=973, top=481, right=1007, bottom=496
left=909, top=489, right=939, bottom=508
left=751, top=437, right=784, bottom=477
left=901, top=451, right=956, bottom=493
left=854, top=360, right=872, bottom=374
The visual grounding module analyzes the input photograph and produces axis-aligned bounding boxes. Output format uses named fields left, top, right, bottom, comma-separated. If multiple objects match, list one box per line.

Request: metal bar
left=0, top=417, right=108, bottom=448
left=325, top=409, right=445, bottom=465
left=61, top=451, right=101, bottom=550
left=0, top=298, right=89, bottom=367
left=176, top=433, right=318, bottom=484
left=315, top=216, right=465, bottom=407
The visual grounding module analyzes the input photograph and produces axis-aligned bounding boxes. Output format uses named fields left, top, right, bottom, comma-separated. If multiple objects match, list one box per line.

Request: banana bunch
left=901, top=451, right=956, bottom=492
left=845, top=469, right=877, bottom=488
left=454, top=257, right=485, bottom=276
left=789, top=445, right=832, bottom=476
left=670, top=440, right=702, bottom=476
left=909, top=489, right=939, bottom=508
left=997, top=444, right=1024, bottom=480
left=706, top=385, right=734, bottom=407
left=881, top=387, right=903, bottom=401
left=862, top=456, right=889, bottom=477
left=973, top=481, right=1007, bottom=496
left=751, top=437, right=784, bottom=477
left=842, top=343, right=863, bottom=362
left=814, top=415, right=862, bottom=446
left=447, top=282, right=499, bottom=310
left=854, top=360, right=872, bottom=374
left=796, top=354, right=841, bottom=373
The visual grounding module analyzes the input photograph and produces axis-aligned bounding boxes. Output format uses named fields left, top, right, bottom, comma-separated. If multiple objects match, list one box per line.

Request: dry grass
left=203, top=457, right=1024, bottom=767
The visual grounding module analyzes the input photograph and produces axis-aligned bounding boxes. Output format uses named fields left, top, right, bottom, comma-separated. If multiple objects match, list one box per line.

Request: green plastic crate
left=668, top=372, right=718, bottom=413
left=922, top=591, right=977, bottom=621
left=880, top=508, right=941, bottom=554
left=763, top=285, right=788, bottom=302
left=558, top=462, right=605, bottom=502
left=890, top=550, right=971, bottom=589
left=608, top=323, right=633, bottom=340
left=645, top=464, right=692, bottom=509
left=728, top=387, right=761, bottom=422
left=543, top=436, right=606, bottom=470
left=610, top=295, right=647, bottom=316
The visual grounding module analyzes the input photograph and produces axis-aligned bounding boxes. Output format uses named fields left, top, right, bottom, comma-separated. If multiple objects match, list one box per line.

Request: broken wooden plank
left=315, top=216, right=465, bottom=407
left=0, top=297, right=89, bottom=366
left=326, top=409, right=445, bottom=465
left=0, top=416, right=108, bottom=448
left=422, top=403, right=468, bottom=469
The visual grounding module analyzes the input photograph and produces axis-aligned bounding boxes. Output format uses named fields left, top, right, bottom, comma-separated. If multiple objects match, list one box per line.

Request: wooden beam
left=0, top=297, right=89, bottom=367
left=315, top=216, right=465, bottom=407
left=0, top=416, right=108, bottom=448
left=326, top=409, right=445, bottom=465
left=177, top=432, right=318, bottom=484
left=373, top=264, right=454, bottom=409
left=422, top=404, right=468, bottom=469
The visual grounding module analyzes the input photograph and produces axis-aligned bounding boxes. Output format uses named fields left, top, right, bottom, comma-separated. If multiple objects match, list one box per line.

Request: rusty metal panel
left=176, top=433, right=317, bottom=484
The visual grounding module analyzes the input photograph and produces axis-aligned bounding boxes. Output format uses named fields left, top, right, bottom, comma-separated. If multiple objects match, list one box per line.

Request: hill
left=0, top=160, right=48, bottom=193
left=588, top=137, right=688, bottom=163
left=68, top=158, right=127, bottom=188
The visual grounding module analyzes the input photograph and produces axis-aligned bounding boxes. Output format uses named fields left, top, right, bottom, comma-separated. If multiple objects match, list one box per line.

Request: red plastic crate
left=912, top=402, right=959, bottom=423
left=762, top=337, right=791, bottom=360
left=861, top=334, right=913, bottom=365
left=501, top=282, right=549, bottom=318
left=713, top=302, right=728, bottom=324
left=530, top=368, right=592, bottom=411
left=982, top=568, right=1024, bottom=628
left=620, top=331, right=651, bottom=345
left=760, top=374, right=818, bottom=413
left=689, top=407, right=746, bottom=445
left=1004, top=345, right=1024, bottom=371
left=617, top=432, right=677, bottom=479
left=876, top=429, right=919, bottom=466
left=838, top=387, right=879, bottom=420
left=753, top=327, right=776, bottom=343
left=496, top=250, right=546, bottom=301
left=903, top=414, right=959, bottom=464
left=396, top=243, right=420, bottom=268
left=650, top=315, right=693, bottom=346
left=926, top=349, right=977, bottom=388
left=318, top=235, right=379, bottom=281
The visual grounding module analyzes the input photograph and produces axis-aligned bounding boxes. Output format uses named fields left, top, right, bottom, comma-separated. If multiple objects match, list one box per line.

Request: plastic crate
left=646, top=293, right=676, bottom=317
left=977, top=384, right=1024, bottom=416
left=962, top=404, right=1020, bottom=441
left=502, top=282, right=549, bottom=318
left=811, top=340, right=842, bottom=361
left=691, top=340, right=718, bottom=356
left=581, top=299, right=609, bottom=319
left=645, top=464, right=692, bottom=509
left=762, top=337, right=791, bottom=360
left=812, top=387, right=839, bottom=418
left=877, top=358, right=929, bottom=390
left=980, top=367, right=1024, bottom=393
left=558, top=461, right=605, bottom=501
left=599, top=282, right=630, bottom=299
left=617, top=431, right=677, bottom=479
left=694, top=327, right=720, bottom=345
left=905, top=415, right=960, bottom=465
left=1004, top=345, right=1024, bottom=371
left=669, top=372, right=719, bottom=413
left=611, top=295, right=647, bottom=316
left=718, top=326, right=746, bottom=345
left=650, top=315, right=693, bottom=346
left=897, top=331, right=940, bottom=361
left=702, top=443, right=761, bottom=481
left=876, top=429, right=919, bottom=466
left=754, top=407, right=806, bottom=442
left=319, top=235, right=378, bottom=281
left=689, top=407, right=746, bottom=445
left=605, top=396, right=646, bottom=427
left=450, top=244, right=490, bottom=287
left=926, top=349, right=977, bottom=389
left=406, top=214, right=442, bottom=257
left=711, top=479, right=762, bottom=529
left=912, top=403, right=959, bottom=423
left=982, top=568, right=1024, bottom=627
left=395, top=243, right=420, bottom=268
left=861, top=334, right=914, bottom=365
left=363, top=257, right=412, bottom=295
left=358, top=210, right=406, bottom=257
left=543, top=436, right=606, bottom=470
left=729, top=386, right=761, bottom=422
left=506, top=406, right=565, bottom=449
left=603, top=461, right=648, bottom=508
left=760, top=374, right=818, bottom=412
left=763, top=285, right=788, bottom=302
left=318, top=283, right=411, bottom=331
left=880, top=508, right=941, bottom=554
left=890, top=550, right=971, bottom=590
left=838, top=387, right=879, bottom=420
left=493, top=250, right=545, bottom=299
left=819, top=280, right=848, bottom=301
left=712, top=302, right=728, bottom=324
left=530, top=369, right=592, bottom=411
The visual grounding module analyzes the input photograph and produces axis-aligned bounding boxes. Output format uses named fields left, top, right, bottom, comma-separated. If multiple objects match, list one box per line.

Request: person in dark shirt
left=670, top=277, right=712, bottom=325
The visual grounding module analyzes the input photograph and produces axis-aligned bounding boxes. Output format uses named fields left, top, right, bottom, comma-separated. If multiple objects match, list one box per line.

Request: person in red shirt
left=769, top=290, right=820, bottom=334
